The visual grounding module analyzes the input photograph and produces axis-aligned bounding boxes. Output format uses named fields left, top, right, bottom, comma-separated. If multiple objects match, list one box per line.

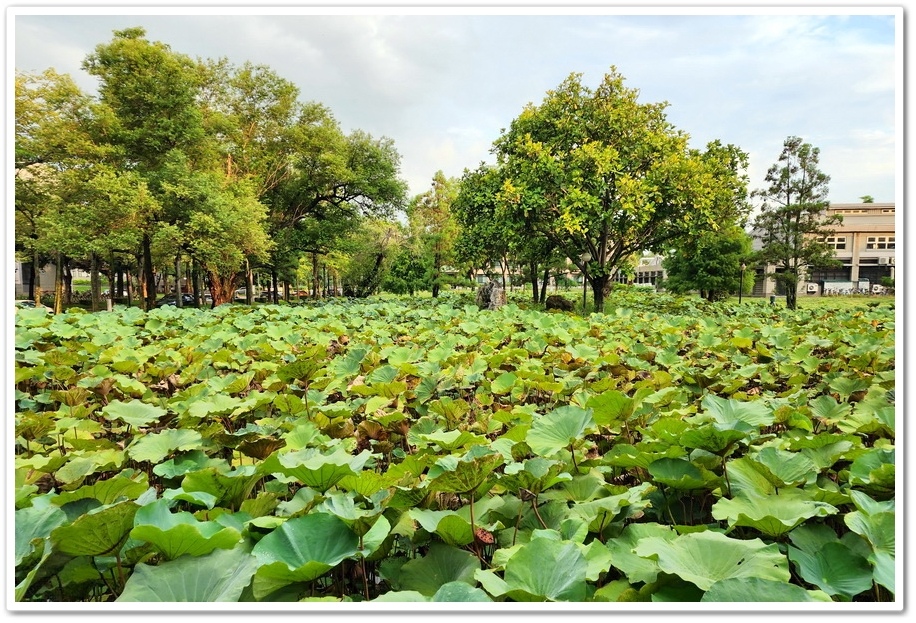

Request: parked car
left=154, top=293, right=197, bottom=308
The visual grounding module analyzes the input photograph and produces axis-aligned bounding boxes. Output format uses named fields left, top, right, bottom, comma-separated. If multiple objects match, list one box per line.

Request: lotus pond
left=13, top=289, right=896, bottom=604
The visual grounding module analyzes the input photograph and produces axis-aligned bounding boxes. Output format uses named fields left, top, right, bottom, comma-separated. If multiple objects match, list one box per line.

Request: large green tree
left=751, top=136, right=842, bottom=310
left=409, top=171, right=460, bottom=298
left=14, top=69, right=98, bottom=307
left=82, top=27, right=209, bottom=309
left=663, top=225, right=754, bottom=301
left=493, top=68, right=749, bottom=312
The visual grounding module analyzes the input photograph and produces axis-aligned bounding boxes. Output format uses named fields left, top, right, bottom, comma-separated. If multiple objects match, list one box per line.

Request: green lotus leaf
left=525, top=405, right=596, bottom=456
left=397, top=542, right=480, bottom=596
left=52, top=472, right=149, bottom=506
left=100, top=399, right=167, bottom=427
left=498, top=457, right=572, bottom=495
left=568, top=481, right=655, bottom=528
left=129, top=499, right=242, bottom=560
left=261, top=447, right=372, bottom=493
left=431, top=581, right=493, bottom=602
left=647, top=458, right=709, bottom=490
left=586, top=389, right=635, bottom=427
left=828, top=376, right=872, bottom=401
left=251, top=512, right=359, bottom=598
left=54, top=449, right=126, bottom=486
left=476, top=537, right=587, bottom=602
left=161, top=488, right=219, bottom=509
left=316, top=490, right=388, bottom=537
left=153, top=450, right=228, bottom=480
left=603, top=443, right=687, bottom=470
left=808, top=394, right=852, bottom=425
left=698, top=394, right=774, bottom=428
left=787, top=541, right=874, bottom=599
left=418, top=428, right=485, bottom=452
left=680, top=424, right=749, bottom=455
left=844, top=510, right=895, bottom=557
left=185, top=393, right=244, bottom=420
left=50, top=500, right=139, bottom=557
left=408, top=509, right=474, bottom=547
left=871, top=551, right=895, bottom=595
left=491, top=372, right=518, bottom=395
left=605, top=522, right=678, bottom=585
left=427, top=451, right=504, bottom=494
left=15, top=503, right=67, bottom=566
left=127, top=428, right=205, bottom=464
left=751, top=447, right=818, bottom=487
left=711, top=492, right=837, bottom=537
left=634, top=530, right=790, bottom=591
left=847, top=448, right=895, bottom=496
left=181, top=465, right=261, bottom=510
left=117, top=545, right=258, bottom=602
left=371, top=590, right=428, bottom=602
left=701, top=577, right=832, bottom=602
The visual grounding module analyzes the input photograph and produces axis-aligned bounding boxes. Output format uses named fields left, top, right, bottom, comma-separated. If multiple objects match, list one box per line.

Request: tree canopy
left=490, top=67, right=750, bottom=312
left=751, top=136, right=842, bottom=310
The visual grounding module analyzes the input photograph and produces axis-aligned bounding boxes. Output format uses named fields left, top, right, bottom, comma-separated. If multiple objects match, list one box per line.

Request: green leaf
left=711, top=492, right=837, bottom=537
left=647, top=458, right=709, bottom=490
left=398, top=542, right=480, bottom=596
left=261, top=447, right=372, bottom=493
left=101, top=399, right=167, bottom=427
left=250, top=513, right=359, bottom=599
left=117, top=545, right=259, bottom=602
left=431, top=581, right=493, bottom=602
left=478, top=537, right=588, bottom=602
left=586, top=389, right=635, bottom=427
left=50, top=500, right=140, bottom=557
left=699, top=394, right=774, bottom=428
left=15, top=504, right=67, bottom=566
left=490, top=372, right=517, bottom=395
left=634, top=530, right=790, bottom=591
left=701, top=578, right=832, bottom=602
left=427, top=452, right=504, bottom=494
left=127, top=428, right=204, bottom=463
left=788, top=541, right=874, bottom=599
left=525, top=405, right=596, bottom=456
left=129, top=499, right=242, bottom=560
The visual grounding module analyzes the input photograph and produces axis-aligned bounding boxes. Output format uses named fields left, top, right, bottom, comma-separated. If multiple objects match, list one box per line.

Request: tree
left=859, top=195, right=874, bottom=203
left=15, top=69, right=98, bottom=307
left=409, top=171, right=459, bottom=298
left=83, top=27, right=209, bottom=309
left=663, top=225, right=753, bottom=301
left=493, top=68, right=749, bottom=312
left=751, top=136, right=842, bottom=310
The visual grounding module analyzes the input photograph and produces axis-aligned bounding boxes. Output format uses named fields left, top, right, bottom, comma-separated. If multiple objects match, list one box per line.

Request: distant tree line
left=16, top=28, right=841, bottom=313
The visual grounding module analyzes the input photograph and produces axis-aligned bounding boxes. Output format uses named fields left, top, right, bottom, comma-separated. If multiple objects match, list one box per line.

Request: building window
left=866, top=236, right=895, bottom=250
left=820, top=236, right=847, bottom=250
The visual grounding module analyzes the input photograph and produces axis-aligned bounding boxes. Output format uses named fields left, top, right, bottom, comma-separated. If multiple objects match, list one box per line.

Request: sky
left=10, top=4, right=901, bottom=206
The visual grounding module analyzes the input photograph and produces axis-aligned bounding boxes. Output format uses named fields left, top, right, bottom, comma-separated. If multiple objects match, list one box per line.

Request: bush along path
left=13, top=290, right=896, bottom=603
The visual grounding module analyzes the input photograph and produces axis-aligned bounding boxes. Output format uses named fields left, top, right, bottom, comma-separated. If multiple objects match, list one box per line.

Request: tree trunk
left=63, top=260, right=72, bottom=305
left=90, top=252, right=101, bottom=312
left=142, top=233, right=156, bottom=311
left=432, top=253, right=441, bottom=298
left=271, top=267, right=279, bottom=304
left=31, top=249, right=40, bottom=305
left=312, top=252, right=320, bottom=299
left=126, top=268, right=133, bottom=308
left=208, top=271, right=238, bottom=306
left=591, top=273, right=610, bottom=314
left=540, top=266, right=550, bottom=303
left=245, top=257, right=253, bottom=305
left=529, top=259, right=538, bottom=304
left=53, top=254, right=64, bottom=314
left=175, top=254, right=183, bottom=308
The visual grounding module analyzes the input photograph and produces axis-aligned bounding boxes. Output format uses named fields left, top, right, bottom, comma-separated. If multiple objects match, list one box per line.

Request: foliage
left=13, top=288, right=895, bottom=604
left=663, top=225, right=754, bottom=301
left=752, top=136, right=843, bottom=310
left=491, top=67, right=750, bottom=312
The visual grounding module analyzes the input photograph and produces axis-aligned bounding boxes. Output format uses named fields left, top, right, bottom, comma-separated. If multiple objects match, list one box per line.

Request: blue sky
left=12, top=4, right=900, bottom=205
